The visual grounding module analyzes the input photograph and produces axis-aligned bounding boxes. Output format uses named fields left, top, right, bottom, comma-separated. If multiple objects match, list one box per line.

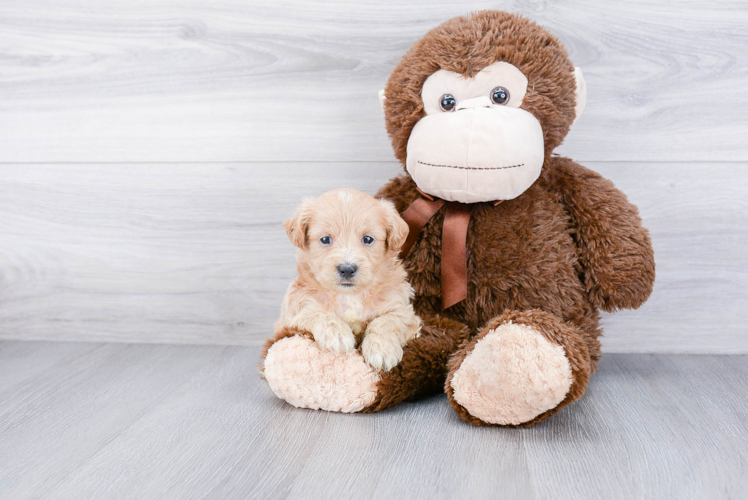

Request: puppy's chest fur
left=333, top=294, right=369, bottom=338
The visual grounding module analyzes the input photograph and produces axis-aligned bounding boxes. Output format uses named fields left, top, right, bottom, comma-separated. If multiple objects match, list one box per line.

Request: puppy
left=276, top=188, right=421, bottom=371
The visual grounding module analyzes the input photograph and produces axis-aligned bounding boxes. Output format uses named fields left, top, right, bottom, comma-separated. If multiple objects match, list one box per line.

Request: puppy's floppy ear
left=380, top=199, right=409, bottom=251
left=283, top=198, right=313, bottom=249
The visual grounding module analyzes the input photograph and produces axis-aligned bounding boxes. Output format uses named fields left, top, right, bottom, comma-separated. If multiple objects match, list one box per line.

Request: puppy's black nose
left=337, top=263, right=358, bottom=279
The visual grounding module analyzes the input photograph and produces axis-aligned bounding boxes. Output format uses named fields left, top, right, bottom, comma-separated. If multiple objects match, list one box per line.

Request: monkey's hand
left=312, top=315, right=356, bottom=353
left=552, top=157, right=655, bottom=311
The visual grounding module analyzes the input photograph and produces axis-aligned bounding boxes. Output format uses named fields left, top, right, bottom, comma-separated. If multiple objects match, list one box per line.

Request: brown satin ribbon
left=399, top=196, right=445, bottom=258
left=399, top=191, right=503, bottom=310
left=440, top=202, right=472, bottom=310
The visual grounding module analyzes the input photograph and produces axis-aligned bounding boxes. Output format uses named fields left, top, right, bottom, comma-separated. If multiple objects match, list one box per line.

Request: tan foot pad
left=450, top=323, right=572, bottom=425
left=264, top=336, right=380, bottom=413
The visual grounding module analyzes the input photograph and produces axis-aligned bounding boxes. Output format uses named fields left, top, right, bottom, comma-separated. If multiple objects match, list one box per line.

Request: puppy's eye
left=362, top=235, right=374, bottom=245
left=490, top=86, right=510, bottom=105
left=439, top=94, right=456, bottom=112
left=320, top=236, right=332, bottom=245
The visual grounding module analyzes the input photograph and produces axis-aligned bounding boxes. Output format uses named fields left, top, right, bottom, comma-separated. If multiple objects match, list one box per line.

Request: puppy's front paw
left=312, top=318, right=356, bottom=353
left=361, top=334, right=404, bottom=372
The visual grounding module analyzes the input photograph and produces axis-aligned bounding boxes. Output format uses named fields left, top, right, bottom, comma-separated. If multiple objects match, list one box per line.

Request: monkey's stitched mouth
left=417, top=161, right=524, bottom=171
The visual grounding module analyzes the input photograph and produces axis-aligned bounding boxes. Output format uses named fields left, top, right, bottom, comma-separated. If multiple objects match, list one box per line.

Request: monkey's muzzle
left=405, top=106, right=545, bottom=204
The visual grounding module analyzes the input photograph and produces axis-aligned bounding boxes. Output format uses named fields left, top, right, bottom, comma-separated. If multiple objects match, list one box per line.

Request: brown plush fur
left=363, top=313, right=473, bottom=411
left=365, top=11, right=655, bottom=425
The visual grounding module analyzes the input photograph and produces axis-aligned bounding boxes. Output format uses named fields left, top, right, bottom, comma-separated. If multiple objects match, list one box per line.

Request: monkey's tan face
left=406, top=62, right=545, bottom=203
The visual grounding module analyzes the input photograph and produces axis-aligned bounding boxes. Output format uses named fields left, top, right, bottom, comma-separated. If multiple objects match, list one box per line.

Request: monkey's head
left=381, top=11, right=586, bottom=204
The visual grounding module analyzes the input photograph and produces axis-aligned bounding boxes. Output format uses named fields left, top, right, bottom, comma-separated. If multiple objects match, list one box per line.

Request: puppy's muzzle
left=337, top=263, right=358, bottom=282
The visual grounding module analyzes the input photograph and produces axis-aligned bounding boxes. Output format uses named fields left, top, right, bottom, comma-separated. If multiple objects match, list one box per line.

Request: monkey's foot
left=446, top=321, right=573, bottom=426
left=263, top=335, right=380, bottom=413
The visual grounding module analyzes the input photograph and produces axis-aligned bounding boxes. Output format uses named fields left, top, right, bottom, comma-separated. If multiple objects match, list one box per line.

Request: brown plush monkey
left=261, top=11, right=655, bottom=426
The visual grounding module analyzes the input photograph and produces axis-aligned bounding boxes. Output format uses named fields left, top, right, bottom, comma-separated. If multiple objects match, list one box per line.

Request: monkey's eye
left=320, top=236, right=332, bottom=245
left=362, top=235, right=374, bottom=245
left=439, top=94, right=457, bottom=112
left=490, top=86, right=510, bottom=105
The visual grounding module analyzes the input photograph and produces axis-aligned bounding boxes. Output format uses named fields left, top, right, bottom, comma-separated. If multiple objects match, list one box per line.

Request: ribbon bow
left=399, top=189, right=502, bottom=310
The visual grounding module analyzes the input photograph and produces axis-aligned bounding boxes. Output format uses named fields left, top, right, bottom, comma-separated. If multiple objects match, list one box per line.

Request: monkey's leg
left=363, top=314, right=471, bottom=412
left=260, top=315, right=471, bottom=414
left=445, top=309, right=593, bottom=427
left=260, top=327, right=380, bottom=413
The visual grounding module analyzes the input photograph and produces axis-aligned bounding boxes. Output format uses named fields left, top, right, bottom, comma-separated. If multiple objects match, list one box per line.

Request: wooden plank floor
left=1, top=341, right=745, bottom=499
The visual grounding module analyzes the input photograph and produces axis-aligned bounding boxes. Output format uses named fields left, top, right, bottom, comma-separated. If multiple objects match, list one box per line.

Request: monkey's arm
left=551, top=157, right=655, bottom=312
left=375, top=174, right=420, bottom=212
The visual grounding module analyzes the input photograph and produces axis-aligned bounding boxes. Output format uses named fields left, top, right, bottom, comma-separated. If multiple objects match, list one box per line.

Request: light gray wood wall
left=1, top=1, right=746, bottom=352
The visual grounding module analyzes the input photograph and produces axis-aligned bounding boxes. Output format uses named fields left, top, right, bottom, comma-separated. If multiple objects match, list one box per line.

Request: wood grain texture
left=0, top=162, right=746, bottom=352
left=0, top=0, right=746, bottom=163
left=0, top=341, right=745, bottom=499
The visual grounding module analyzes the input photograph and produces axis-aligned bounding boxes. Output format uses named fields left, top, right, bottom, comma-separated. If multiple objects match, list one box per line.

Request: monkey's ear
left=283, top=199, right=313, bottom=249
left=378, top=89, right=386, bottom=113
left=572, top=67, right=587, bottom=124
left=380, top=199, right=408, bottom=252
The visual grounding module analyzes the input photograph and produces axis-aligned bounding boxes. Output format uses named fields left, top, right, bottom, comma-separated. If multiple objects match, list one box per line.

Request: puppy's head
left=283, top=188, right=408, bottom=293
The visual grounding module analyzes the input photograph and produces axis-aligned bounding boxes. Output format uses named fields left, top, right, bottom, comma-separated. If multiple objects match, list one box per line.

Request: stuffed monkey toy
left=261, top=10, right=655, bottom=426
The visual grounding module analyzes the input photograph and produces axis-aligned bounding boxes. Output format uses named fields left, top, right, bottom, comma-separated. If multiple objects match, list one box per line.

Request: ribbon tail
left=399, top=197, right=445, bottom=259
left=441, top=203, right=472, bottom=310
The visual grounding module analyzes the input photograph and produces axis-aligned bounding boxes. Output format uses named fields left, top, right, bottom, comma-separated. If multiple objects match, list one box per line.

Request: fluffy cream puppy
left=277, top=188, right=421, bottom=371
